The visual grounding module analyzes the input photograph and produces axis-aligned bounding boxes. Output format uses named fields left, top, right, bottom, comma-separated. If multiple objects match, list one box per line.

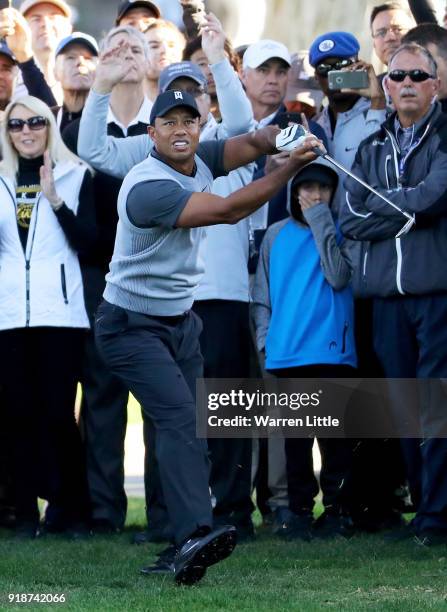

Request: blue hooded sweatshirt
left=251, top=158, right=357, bottom=370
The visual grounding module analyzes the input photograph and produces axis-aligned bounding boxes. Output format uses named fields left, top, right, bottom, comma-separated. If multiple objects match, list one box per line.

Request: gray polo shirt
left=103, top=141, right=227, bottom=316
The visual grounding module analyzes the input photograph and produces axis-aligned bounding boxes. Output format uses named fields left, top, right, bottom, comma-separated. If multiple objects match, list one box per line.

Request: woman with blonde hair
left=0, top=96, right=95, bottom=538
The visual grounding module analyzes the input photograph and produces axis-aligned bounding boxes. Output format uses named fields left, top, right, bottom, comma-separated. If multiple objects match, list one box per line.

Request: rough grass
left=1, top=499, right=447, bottom=611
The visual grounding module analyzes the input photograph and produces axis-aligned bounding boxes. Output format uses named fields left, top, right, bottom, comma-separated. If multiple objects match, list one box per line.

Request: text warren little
left=208, top=415, right=340, bottom=427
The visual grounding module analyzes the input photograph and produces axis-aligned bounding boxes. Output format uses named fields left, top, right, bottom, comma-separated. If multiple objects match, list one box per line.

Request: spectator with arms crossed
left=340, top=43, right=447, bottom=545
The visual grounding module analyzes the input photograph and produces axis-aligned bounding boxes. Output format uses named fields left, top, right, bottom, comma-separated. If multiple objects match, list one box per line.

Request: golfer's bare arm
left=175, top=133, right=322, bottom=228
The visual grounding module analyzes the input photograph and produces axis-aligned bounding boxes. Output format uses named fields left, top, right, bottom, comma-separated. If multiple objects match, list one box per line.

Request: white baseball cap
left=243, top=40, right=291, bottom=70
left=20, top=0, right=72, bottom=19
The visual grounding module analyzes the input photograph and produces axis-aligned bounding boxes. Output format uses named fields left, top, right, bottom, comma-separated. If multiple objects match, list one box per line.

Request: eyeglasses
left=7, top=116, right=49, bottom=132
left=372, top=25, right=406, bottom=39
left=388, top=69, right=435, bottom=82
left=315, top=58, right=354, bottom=77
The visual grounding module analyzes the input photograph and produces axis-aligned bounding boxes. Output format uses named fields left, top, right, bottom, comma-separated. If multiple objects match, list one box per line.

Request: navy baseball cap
left=56, top=32, right=99, bottom=57
left=159, top=62, right=207, bottom=93
left=150, top=90, right=201, bottom=125
left=309, top=31, right=360, bottom=67
left=0, top=41, right=17, bottom=64
left=116, top=0, right=160, bottom=24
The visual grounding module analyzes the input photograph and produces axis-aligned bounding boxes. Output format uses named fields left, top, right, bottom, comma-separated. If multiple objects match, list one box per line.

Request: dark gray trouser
left=95, top=301, right=213, bottom=545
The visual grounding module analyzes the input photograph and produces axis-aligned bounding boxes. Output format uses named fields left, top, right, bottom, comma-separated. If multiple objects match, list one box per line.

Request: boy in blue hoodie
left=252, top=158, right=357, bottom=539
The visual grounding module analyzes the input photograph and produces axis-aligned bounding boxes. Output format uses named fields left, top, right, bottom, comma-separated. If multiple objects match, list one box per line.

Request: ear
left=147, top=125, right=155, bottom=141
left=382, top=75, right=393, bottom=106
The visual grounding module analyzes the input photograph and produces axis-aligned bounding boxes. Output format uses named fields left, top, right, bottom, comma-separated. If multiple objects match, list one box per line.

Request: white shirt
left=256, top=108, right=280, bottom=129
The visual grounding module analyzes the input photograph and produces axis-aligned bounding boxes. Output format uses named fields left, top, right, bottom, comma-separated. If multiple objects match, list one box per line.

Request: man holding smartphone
left=309, top=31, right=386, bottom=189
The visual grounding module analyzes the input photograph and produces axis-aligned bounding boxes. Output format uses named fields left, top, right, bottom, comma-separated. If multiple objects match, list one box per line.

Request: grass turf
left=1, top=499, right=447, bottom=611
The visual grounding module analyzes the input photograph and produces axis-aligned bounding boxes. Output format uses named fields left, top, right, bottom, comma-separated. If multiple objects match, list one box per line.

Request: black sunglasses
left=388, top=69, right=435, bottom=83
left=7, top=116, right=49, bottom=132
left=315, top=58, right=354, bottom=77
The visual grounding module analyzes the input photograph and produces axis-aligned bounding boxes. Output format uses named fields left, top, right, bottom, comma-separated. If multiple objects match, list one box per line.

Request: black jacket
left=340, top=102, right=447, bottom=297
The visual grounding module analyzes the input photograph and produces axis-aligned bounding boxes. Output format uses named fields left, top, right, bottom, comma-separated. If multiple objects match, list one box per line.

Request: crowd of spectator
left=0, top=0, right=447, bottom=584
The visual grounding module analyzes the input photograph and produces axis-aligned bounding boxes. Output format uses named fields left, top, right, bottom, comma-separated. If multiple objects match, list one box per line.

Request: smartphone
left=328, top=70, right=369, bottom=91
left=276, top=112, right=302, bottom=129
left=0, top=0, right=11, bottom=9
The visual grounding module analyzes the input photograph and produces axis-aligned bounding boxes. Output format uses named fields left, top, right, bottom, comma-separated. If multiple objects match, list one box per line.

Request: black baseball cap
left=116, top=0, right=160, bottom=24
left=291, top=160, right=338, bottom=191
left=150, top=90, right=201, bottom=125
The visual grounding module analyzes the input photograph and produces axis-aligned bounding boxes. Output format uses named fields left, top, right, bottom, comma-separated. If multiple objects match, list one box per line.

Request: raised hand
left=200, top=12, right=226, bottom=64
left=40, top=151, right=63, bottom=210
left=0, top=7, right=33, bottom=63
left=289, top=134, right=324, bottom=168
left=264, top=151, right=290, bottom=175
left=93, top=41, right=131, bottom=94
left=179, top=0, right=206, bottom=35
left=340, top=60, right=386, bottom=109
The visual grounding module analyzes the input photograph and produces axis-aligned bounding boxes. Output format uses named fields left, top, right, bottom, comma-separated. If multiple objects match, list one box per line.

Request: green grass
left=1, top=499, right=447, bottom=611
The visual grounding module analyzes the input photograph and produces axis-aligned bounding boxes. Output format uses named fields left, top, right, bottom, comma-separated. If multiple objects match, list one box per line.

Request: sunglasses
left=7, top=116, right=49, bottom=132
left=388, top=69, right=435, bottom=83
left=315, top=58, right=354, bottom=77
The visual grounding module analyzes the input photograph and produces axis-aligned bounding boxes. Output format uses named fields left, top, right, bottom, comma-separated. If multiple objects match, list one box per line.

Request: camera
left=328, top=70, right=369, bottom=91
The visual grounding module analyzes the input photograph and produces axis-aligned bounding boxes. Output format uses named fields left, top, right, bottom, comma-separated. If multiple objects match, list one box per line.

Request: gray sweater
left=104, top=146, right=225, bottom=316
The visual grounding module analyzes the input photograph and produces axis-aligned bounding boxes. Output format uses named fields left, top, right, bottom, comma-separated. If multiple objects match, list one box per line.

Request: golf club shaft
left=316, top=149, right=413, bottom=222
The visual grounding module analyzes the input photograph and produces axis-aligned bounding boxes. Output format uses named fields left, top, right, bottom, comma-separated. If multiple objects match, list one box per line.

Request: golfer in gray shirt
left=95, top=88, right=323, bottom=585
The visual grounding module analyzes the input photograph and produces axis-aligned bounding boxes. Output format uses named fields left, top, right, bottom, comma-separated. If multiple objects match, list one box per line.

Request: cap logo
left=174, top=91, right=183, bottom=100
left=319, top=40, right=335, bottom=53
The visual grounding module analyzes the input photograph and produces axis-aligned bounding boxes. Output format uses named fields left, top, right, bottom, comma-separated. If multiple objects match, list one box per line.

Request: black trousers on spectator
left=0, top=327, right=89, bottom=526
left=193, top=300, right=254, bottom=528
left=95, top=301, right=212, bottom=545
left=80, top=329, right=130, bottom=529
left=373, top=295, right=447, bottom=532
left=345, top=298, right=406, bottom=530
left=0, top=388, right=15, bottom=526
left=274, top=364, right=355, bottom=515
